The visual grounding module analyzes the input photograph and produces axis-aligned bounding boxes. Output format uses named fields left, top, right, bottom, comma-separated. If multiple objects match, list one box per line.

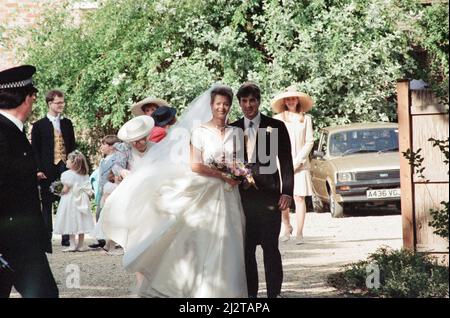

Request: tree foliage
left=412, top=3, right=449, bottom=105
left=3, top=0, right=447, bottom=152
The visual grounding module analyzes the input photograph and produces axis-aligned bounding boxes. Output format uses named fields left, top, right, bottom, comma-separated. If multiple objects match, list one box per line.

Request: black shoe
left=61, top=240, right=70, bottom=247
left=88, top=240, right=106, bottom=249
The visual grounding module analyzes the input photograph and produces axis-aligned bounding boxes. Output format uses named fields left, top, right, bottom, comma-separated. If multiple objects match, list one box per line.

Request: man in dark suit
left=0, top=65, right=59, bottom=297
left=231, top=82, right=294, bottom=298
left=31, top=89, right=76, bottom=246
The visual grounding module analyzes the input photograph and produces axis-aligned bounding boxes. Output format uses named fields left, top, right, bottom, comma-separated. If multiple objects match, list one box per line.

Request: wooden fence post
left=397, top=80, right=415, bottom=250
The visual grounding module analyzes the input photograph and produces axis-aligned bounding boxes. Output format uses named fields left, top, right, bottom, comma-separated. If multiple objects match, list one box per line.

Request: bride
left=101, top=84, right=248, bottom=298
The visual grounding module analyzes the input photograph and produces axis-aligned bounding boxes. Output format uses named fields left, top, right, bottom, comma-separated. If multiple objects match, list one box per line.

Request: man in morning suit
left=31, top=89, right=76, bottom=247
left=231, top=82, right=294, bottom=298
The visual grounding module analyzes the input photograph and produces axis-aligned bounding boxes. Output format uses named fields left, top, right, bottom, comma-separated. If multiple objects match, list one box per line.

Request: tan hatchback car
left=310, top=122, right=400, bottom=217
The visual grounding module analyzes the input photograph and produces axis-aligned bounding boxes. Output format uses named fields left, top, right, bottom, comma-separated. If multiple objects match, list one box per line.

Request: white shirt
left=0, top=110, right=24, bottom=132
left=243, top=112, right=261, bottom=163
left=243, top=111, right=261, bottom=131
left=47, top=113, right=61, bottom=131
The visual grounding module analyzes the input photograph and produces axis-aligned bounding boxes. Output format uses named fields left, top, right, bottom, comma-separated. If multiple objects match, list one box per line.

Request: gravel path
left=11, top=209, right=402, bottom=298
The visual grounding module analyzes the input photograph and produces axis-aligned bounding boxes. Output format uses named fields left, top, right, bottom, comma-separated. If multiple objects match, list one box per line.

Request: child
left=100, top=171, right=122, bottom=255
left=96, top=136, right=121, bottom=216
left=89, top=135, right=121, bottom=249
left=54, top=150, right=95, bottom=252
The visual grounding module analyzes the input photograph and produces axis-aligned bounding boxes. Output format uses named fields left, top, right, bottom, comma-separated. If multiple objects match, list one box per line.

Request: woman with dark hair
left=102, top=84, right=248, bottom=297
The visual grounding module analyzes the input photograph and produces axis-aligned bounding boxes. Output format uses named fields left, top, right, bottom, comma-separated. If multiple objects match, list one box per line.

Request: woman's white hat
left=118, top=115, right=155, bottom=142
left=130, top=97, right=169, bottom=116
left=271, top=85, right=314, bottom=114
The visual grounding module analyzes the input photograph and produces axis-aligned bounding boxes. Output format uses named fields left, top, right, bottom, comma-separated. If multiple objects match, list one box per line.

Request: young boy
left=89, top=135, right=120, bottom=249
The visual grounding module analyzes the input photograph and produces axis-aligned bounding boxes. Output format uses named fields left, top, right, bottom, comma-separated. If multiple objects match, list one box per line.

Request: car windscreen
left=329, top=128, right=399, bottom=156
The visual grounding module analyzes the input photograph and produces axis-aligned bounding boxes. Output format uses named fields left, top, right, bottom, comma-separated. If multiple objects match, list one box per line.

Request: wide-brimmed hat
left=271, top=85, right=314, bottom=114
left=130, top=97, right=169, bottom=116
left=151, top=106, right=177, bottom=127
left=118, top=115, right=154, bottom=142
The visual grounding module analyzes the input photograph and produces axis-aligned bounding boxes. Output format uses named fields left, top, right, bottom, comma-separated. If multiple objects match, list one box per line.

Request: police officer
left=0, top=65, right=58, bottom=298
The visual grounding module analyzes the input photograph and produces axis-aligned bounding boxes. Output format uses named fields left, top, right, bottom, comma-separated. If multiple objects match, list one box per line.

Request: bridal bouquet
left=208, top=157, right=258, bottom=190
left=50, top=180, right=64, bottom=196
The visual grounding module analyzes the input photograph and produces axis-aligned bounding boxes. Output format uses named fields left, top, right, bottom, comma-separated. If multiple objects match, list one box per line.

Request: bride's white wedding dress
left=101, top=87, right=247, bottom=298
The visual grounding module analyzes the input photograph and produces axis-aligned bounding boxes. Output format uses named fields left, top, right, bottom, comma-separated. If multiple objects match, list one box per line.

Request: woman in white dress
left=101, top=84, right=247, bottom=298
left=271, top=86, right=314, bottom=244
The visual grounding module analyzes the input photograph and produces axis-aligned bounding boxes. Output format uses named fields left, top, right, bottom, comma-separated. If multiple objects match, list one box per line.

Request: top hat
left=118, top=115, right=155, bottom=142
left=151, top=106, right=177, bottom=127
left=271, top=85, right=314, bottom=114
left=130, top=97, right=169, bottom=116
left=0, top=65, right=36, bottom=89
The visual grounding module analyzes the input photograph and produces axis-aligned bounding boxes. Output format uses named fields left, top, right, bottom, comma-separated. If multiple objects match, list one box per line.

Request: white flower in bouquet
left=50, top=180, right=64, bottom=196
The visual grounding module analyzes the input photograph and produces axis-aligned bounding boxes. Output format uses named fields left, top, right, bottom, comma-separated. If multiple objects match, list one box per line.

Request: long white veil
left=101, top=83, right=249, bottom=297
left=101, top=84, right=220, bottom=252
left=134, top=84, right=218, bottom=169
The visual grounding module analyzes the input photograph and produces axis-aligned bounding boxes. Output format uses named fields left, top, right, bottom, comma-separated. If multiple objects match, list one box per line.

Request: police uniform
left=0, top=65, right=58, bottom=298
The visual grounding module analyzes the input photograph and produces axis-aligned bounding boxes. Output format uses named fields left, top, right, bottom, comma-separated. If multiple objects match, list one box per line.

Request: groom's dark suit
left=231, top=114, right=294, bottom=298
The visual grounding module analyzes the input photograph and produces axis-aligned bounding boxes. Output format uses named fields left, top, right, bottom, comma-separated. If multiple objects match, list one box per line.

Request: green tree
left=412, top=3, right=449, bottom=105
left=3, top=0, right=447, bottom=157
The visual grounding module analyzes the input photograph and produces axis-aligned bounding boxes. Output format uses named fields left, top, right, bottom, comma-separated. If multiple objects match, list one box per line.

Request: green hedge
left=328, top=247, right=449, bottom=298
left=2, top=0, right=447, bottom=156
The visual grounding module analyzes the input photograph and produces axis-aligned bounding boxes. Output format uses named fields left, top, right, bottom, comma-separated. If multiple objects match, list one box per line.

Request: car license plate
left=366, top=188, right=401, bottom=199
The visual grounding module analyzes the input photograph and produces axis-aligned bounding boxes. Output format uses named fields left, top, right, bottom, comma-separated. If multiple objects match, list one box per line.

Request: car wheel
left=344, top=203, right=356, bottom=215
left=329, top=193, right=345, bottom=218
left=312, top=194, right=324, bottom=213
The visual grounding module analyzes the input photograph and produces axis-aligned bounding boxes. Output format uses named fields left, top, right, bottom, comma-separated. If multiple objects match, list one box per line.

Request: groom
left=231, top=82, right=294, bottom=298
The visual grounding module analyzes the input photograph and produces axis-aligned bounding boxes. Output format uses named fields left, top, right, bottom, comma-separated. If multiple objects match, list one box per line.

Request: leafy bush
left=76, top=139, right=97, bottom=174
left=2, top=0, right=447, bottom=159
left=413, top=3, right=449, bottom=105
left=429, top=201, right=449, bottom=241
left=327, top=247, right=449, bottom=298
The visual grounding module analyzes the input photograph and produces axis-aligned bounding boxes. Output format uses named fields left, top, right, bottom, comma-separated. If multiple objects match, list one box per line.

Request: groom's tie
left=246, top=121, right=256, bottom=163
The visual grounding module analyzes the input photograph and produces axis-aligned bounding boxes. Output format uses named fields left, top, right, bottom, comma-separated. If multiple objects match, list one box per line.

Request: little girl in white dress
left=54, top=150, right=95, bottom=252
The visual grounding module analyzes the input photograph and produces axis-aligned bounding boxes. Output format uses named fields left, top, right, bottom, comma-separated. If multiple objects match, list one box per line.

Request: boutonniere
left=266, top=126, right=273, bottom=134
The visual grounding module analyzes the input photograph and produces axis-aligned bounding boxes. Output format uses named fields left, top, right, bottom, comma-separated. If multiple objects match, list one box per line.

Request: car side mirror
left=314, top=150, right=325, bottom=159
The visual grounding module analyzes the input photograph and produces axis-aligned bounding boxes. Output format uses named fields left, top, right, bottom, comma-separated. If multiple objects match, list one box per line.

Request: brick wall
left=0, top=0, right=98, bottom=71
left=0, top=0, right=49, bottom=70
